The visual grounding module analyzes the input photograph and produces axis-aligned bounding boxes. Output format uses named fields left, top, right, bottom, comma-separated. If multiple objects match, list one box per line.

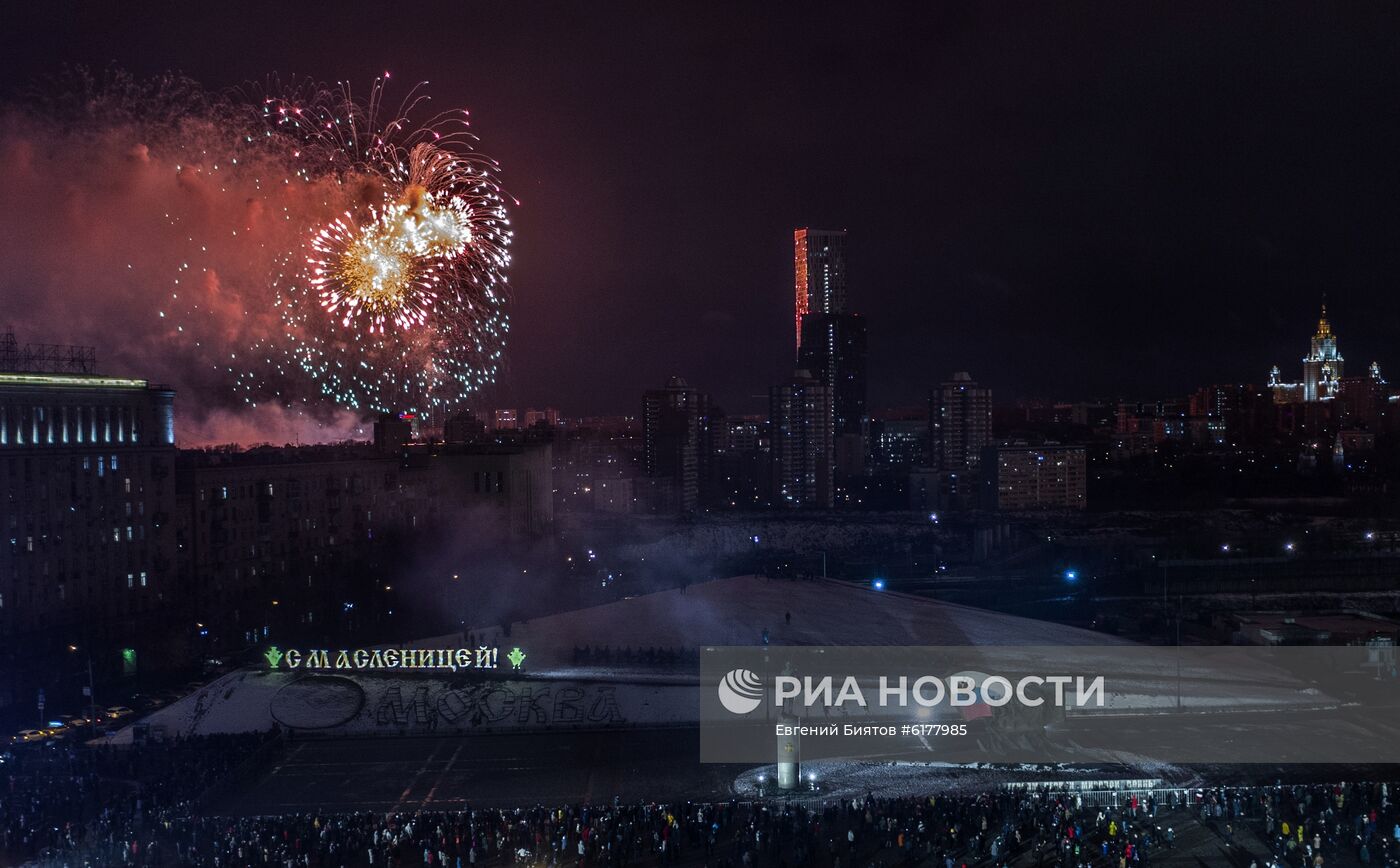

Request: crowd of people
left=0, top=732, right=277, bottom=864
left=3, top=735, right=1398, bottom=868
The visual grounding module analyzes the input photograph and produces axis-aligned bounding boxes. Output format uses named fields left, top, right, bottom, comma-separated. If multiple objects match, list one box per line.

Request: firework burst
left=8, top=69, right=511, bottom=434
left=242, top=76, right=514, bottom=420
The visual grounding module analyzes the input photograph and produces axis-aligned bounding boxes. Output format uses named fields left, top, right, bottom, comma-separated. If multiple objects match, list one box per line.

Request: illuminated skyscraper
left=793, top=228, right=848, bottom=350
left=1268, top=302, right=1345, bottom=403
left=1301, top=304, right=1344, bottom=401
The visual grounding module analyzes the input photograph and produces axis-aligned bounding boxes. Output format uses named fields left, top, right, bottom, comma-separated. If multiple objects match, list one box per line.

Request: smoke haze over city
left=6, top=2, right=1400, bottom=434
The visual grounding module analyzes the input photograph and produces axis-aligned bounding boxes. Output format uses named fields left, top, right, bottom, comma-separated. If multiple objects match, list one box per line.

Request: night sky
left=6, top=2, right=1400, bottom=418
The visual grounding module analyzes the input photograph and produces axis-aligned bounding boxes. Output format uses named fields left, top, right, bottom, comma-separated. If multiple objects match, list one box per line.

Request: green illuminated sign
left=265, top=645, right=515, bottom=673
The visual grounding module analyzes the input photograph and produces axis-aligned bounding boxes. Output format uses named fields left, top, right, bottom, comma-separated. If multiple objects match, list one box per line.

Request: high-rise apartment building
left=708, top=414, right=768, bottom=509
left=982, top=444, right=1087, bottom=511
left=641, top=377, right=710, bottom=513
left=930, top=372, right=993, bottom=472
left=769, top=370, right=833, bottom=508
left=798, top=312, right=867, bottom=436
left=793, top=228, right=848, bottom=350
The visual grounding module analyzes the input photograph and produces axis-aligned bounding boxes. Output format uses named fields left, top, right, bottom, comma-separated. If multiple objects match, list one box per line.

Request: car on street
left=11, top=729, right=48, bottom=745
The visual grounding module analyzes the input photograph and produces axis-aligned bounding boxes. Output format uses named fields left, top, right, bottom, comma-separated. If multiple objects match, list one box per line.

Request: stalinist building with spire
left=1301, top=303, right=1344, bottom=401
left=1269, top=303, right=1353, bottom=404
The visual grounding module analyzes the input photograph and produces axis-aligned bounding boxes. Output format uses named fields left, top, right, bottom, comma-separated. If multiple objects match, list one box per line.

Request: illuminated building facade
left=1269, top=304, right=1346, bottom=403
left=177, top=442, right=553, bottom=649
left=1338, top=363, right=1389, bottom=428
left=641, top=377, right=711, bottom=513
left=176, top=450, right=411, bottom=649
left=931, top=372, right=993, bottom=472
left=1187, top=384, right=1273, bottom=446
left=798, top=312, right=867, bottom=436
left=708, top=415, right=769, bottom=509
left=769, top=370, right=833, bottom=508
left=0, top=367, right=177, bottom=707
left=793, top=228, right=848, bottom=350
left=522, top=408, right=560, bottom=429
left=982, top=444, right=1088, bottom=511
left=869, top=416, right=929, bottom=469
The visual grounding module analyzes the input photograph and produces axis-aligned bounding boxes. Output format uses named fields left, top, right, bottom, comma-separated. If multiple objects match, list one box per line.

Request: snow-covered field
left=102, top=670, right=698, bottom=742
left=101, top=576, right=1330, bottom=742
left=421, top=574, right=1132, bottom=666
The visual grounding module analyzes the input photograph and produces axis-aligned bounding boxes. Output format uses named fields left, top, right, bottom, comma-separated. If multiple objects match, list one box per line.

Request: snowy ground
left=99, top=576, right=1334, bottom=743
left=99, top=671, right=698, bottom=742
left=423, top=574, right=1133, bottom=666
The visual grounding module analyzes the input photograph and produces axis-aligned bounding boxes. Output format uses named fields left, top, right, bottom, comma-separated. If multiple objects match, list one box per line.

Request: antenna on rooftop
left=0, top=330, right=98, bottom=374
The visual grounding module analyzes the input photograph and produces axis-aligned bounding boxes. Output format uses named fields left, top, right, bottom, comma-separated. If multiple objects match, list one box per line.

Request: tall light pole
left=87, top=654, right=97, bottom=729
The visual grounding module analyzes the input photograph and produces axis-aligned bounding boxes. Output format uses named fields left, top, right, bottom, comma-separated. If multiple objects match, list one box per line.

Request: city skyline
left=6, top=3, right=1400, bottom=428
left=5, top=7, right=1400, bottom=849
